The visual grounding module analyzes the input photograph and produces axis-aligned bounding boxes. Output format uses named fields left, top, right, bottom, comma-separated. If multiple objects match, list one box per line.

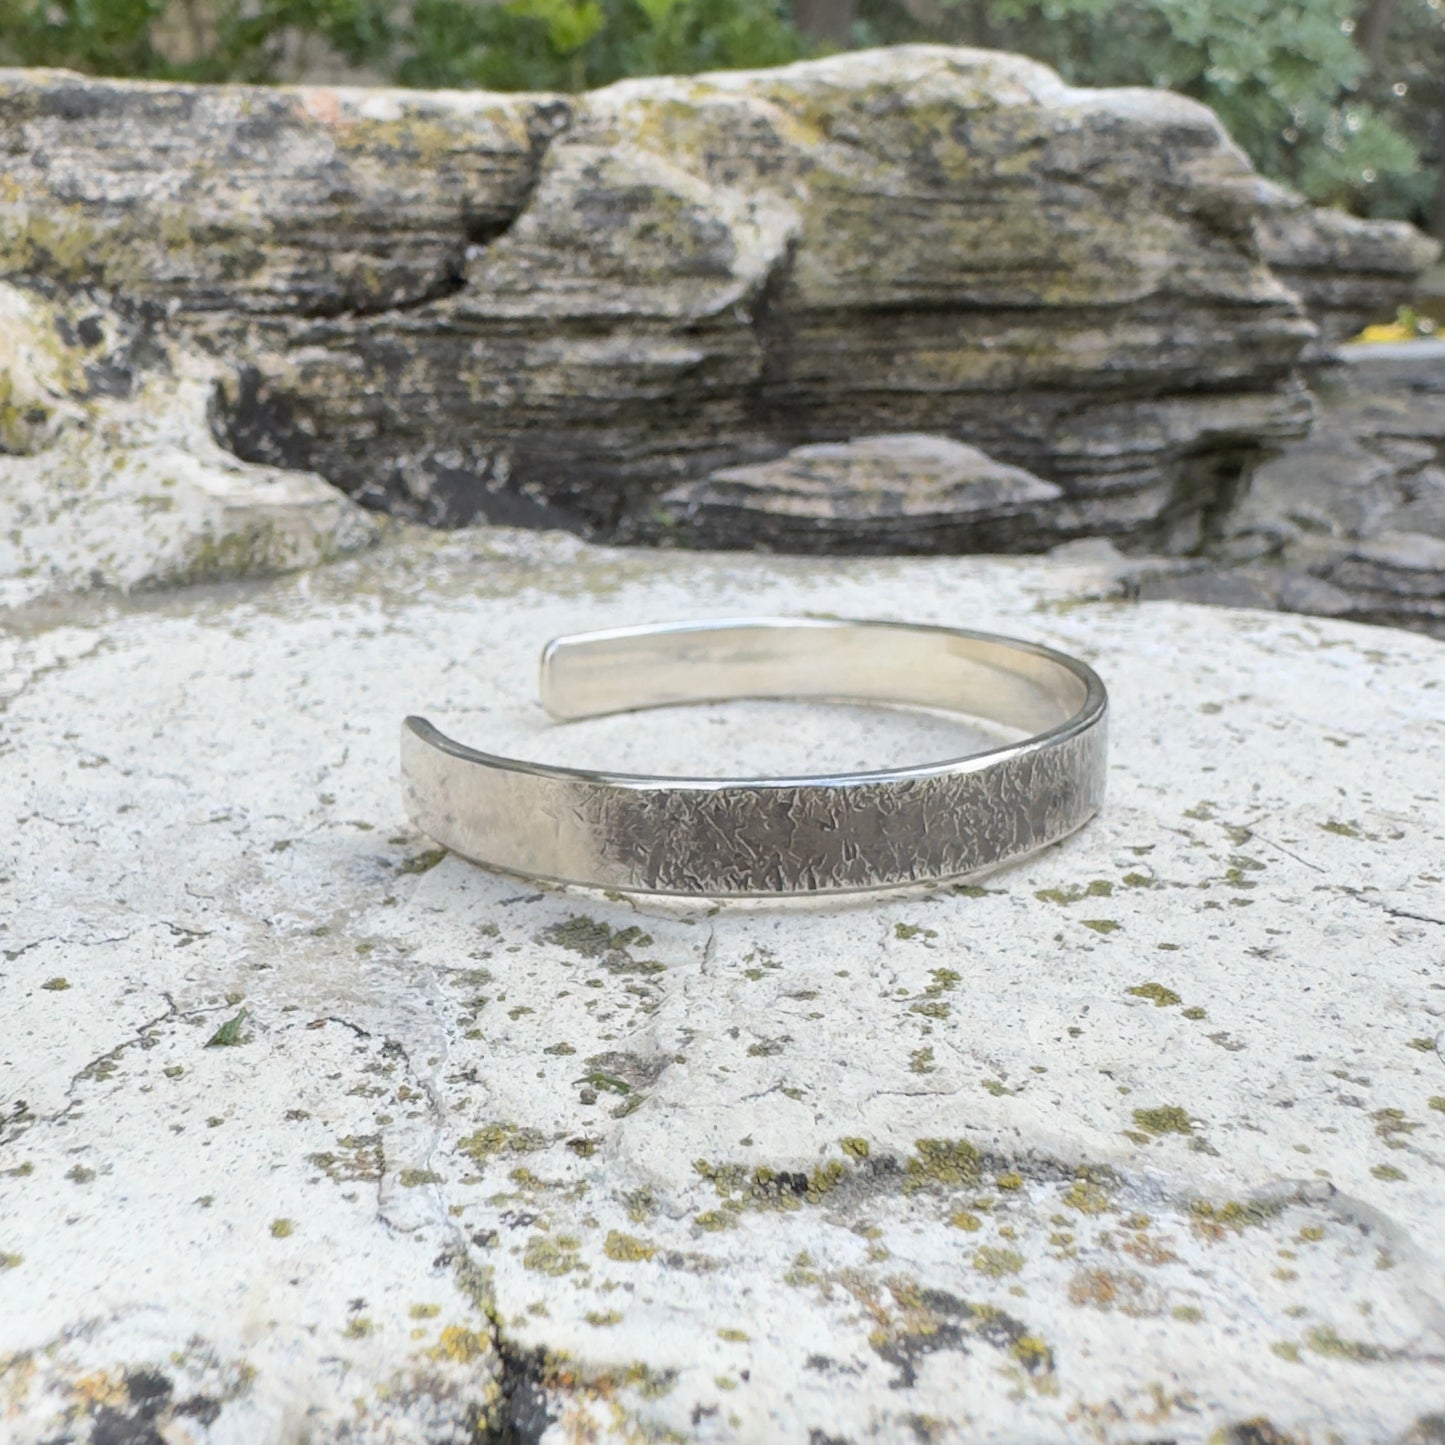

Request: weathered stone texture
left=1139, top=340, right=1445, bottom=637
left=2, top=531, right=1444, bottom=1441
left=0, top=49, right=1341, bottom=547
left=1256, top=181, right=1443, bottom=360
left=0, top=283, right=376, bottom=602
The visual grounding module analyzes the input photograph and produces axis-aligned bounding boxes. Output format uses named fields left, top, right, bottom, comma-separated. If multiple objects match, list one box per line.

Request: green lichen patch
left=398, top=1169, right=440, bottom=1187
left=909, top=1047, right=936, bottom=1074
left=1188, top=1197, right=1287, bottom=1236
left=1081, top=919, right=1119, bottom=935
left=1061, top=1180, right=1111, bottom=1215
left=269, top=1218, right=293, bottom=1238
left=522, top=1233, right=583, bottom=1276
left=397, top=848, right=447, bottom=875
left=1372, top=1108, right=1421, bottom=1145
left=0, top=1252, right=22, bottom=1270
left=458, top=1122, right=549, bottom=1165
left=1430, top=1097, right=1445, bottom=1114
left=40, top=977, right=70, bottom=991
left=538, top=917, right=652, bottom=958
left=1034, top=880, right=1113, bottom=904
left=603, top=1230, right=656, bottom=1262
left=1182, top=1006, right=1207, bottom=1020
left=971, top=1247, right=1024, bottom=1278
left=694, top=1210, right=737, bottom=1232
left=1406, top=1037, right=1437, bottom=1053
left=717, top=1328, right=749, bottom=1342
left=840, top=1137, right=870, bottom=1159
left=1305, top=1326, right=1386, bottom=1362
left=585, top=1310, right=623, bottom=1327
left=950, top=1211, right=982, bottom=1232
left=905, top=1138, right=982, bottom=1191
left=1125, top=982, right=1181, bottom=1007
left=1131, top=1106, right=1192, bottom=1137
left=909, top=1001, right=951, bottom=1019
left=1371, top=1164, right=1407, bottom=1182
left=65, top=1165, right=96, bottom=1184
left=1319, top=820, right=1360, bottom=838
left=310, top=1134, right=384, bottom=1183
left=893, top=923, right=938, bottom=941
left=409, top=1303, right=441, bottom=1319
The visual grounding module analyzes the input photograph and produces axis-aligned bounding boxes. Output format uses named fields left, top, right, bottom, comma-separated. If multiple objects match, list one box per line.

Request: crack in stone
left=0, top=993, right=232, bottom=1147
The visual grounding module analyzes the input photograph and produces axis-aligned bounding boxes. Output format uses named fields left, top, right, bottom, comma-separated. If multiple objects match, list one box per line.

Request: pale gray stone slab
left=2, top=531, right=1443, bottom=1442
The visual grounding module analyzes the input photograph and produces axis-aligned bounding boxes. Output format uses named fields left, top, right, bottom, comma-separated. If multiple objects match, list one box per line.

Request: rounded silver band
left=400, top=617, right=1108, bottom=897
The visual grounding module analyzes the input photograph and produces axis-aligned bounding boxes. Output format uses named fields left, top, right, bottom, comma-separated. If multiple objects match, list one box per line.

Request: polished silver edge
left=414, top=617, right=1106, bottom=790
left=400, top=616, right=1108, bottom=896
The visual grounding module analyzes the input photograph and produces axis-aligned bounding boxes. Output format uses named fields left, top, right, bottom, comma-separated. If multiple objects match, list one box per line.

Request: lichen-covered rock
left=2, top=528, right=1443, bottom=1442
left=1256, top=182, right=1443, bottom=360
left=0, top=283, right=376, bottom=601
left=654, top=433, right=1062, bottom=551
left=0, top=49, right=1338, bottom=549
left=1181, top=339, right=1445, bottom=637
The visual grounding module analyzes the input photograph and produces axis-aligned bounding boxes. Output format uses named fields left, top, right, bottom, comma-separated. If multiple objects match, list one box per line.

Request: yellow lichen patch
left=972, top=1247, right=1023, bottom=1278
left=603, top=1230, right=656, bottom=1263
left=1189, top=1198, right=1285, bottom=1238
left=71, top=1371, right=128, bottom=1409
left=1125, top=982, right=1181, bottom=1007
left=950, top=1211, right=982, bottom=1232
left=585, top=1310, right=623, bottom=1327
left=840, top=1137, right=870, bottom=1159
left=1034, top=880, right=1113, bottom=904
left=1131, top=1106, right=1193, bottom=1137
left=458, top=1122, right=549, bottom=1165
left=1010, top=1335, right=1052, bottom=1372
left=717, top=1328, right=749, bottom=1342
left=269, top=1218, right=293, bottom=1238
left=409, top=1303, right=441, bottom=1319
left=694, top=1210, right=737, bottom=1232
left=522, top=1234, right=583, bottom=1275
left=905, top=1138, right=982, bottom=1190
left=428, top=1326, right=491, bottom=1364
left=1062, top=1180, right=1111, bottom=1215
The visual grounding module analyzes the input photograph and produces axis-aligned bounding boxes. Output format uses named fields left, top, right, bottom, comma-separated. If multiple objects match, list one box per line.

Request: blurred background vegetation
left=0, top=0, right=1441, bottom=237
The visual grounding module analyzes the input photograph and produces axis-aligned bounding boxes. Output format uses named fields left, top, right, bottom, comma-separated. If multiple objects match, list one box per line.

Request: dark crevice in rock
left=475, top=1338, right=557, bottom=1444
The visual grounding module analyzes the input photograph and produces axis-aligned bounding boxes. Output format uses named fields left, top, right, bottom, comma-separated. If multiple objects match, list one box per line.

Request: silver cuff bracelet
left=400, top=617, right=1108, bottom=897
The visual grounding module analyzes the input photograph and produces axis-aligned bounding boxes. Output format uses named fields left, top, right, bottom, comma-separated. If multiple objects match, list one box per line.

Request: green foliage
left=399, top=0, right=807, bottom=92
left=858, top=0, right=1435, bottom=226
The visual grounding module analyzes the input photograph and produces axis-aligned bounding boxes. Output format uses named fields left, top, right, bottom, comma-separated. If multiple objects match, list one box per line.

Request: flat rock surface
left=2, top=530, right=1444, bottom=1443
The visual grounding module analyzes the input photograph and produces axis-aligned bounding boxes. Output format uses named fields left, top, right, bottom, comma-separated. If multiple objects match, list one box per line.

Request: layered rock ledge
left=0, top=47, right=1367, bottom=552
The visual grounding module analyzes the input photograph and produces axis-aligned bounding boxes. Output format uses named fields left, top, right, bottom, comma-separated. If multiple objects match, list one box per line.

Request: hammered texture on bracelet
left=399, top=617, right=1108, bottom=897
